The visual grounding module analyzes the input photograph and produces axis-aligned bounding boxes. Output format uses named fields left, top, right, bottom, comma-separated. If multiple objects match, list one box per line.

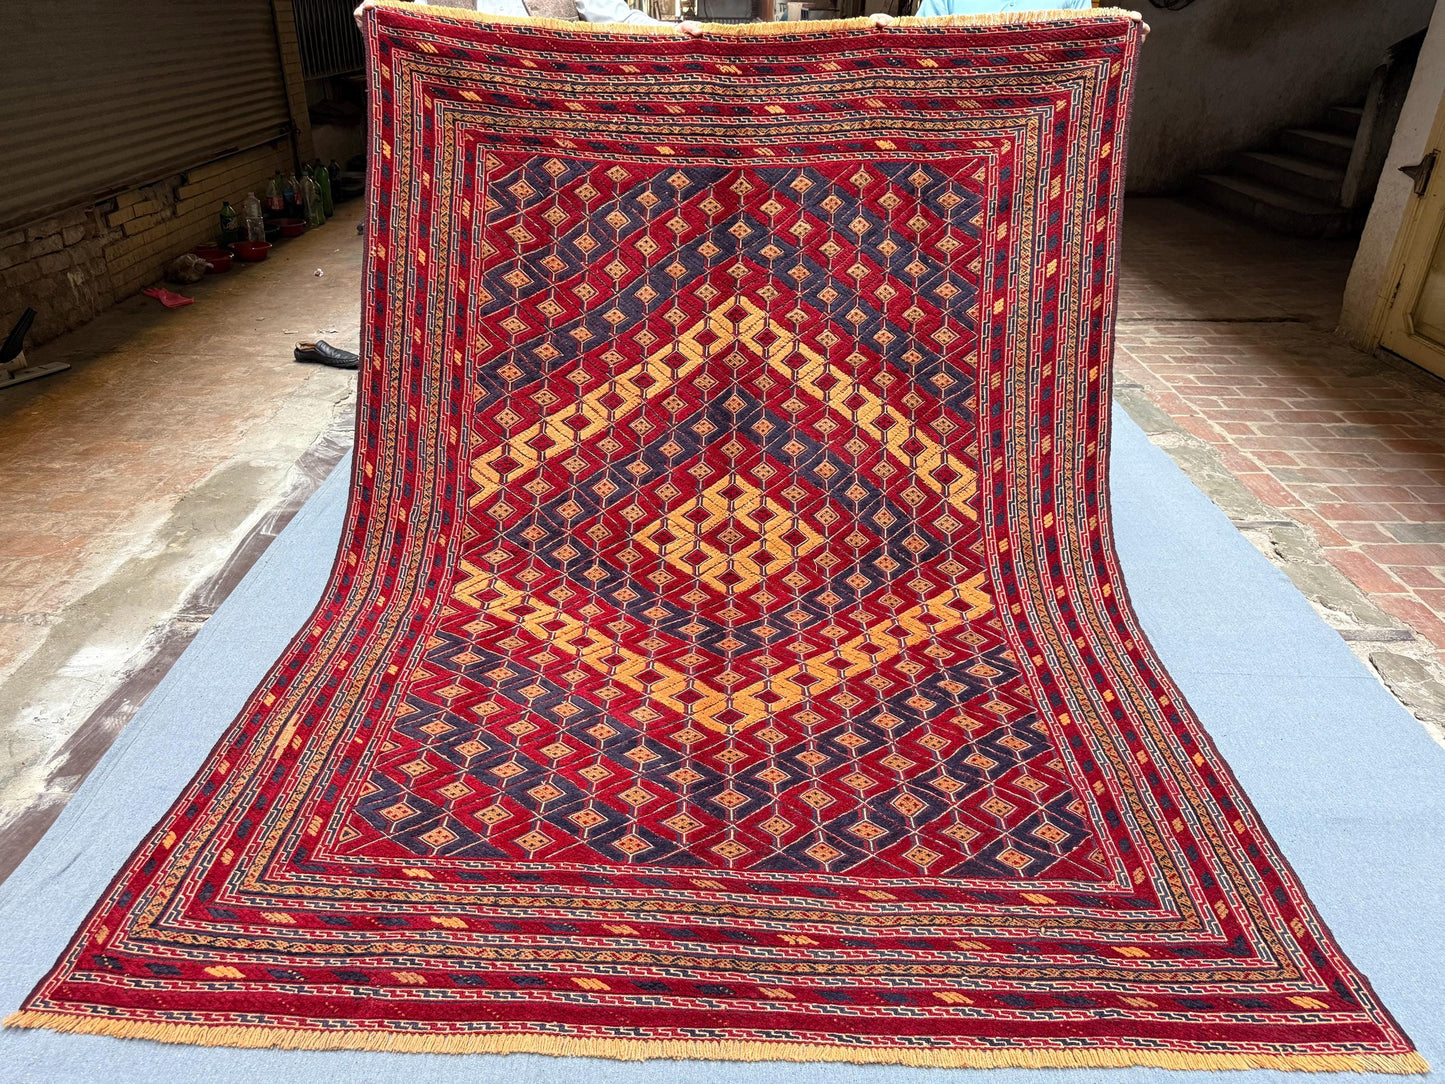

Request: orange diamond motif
left=663, top=813, right=703, bottom=834
left=475, top=804, right=509, bottom=825
left=1033, top=823, right=1068, bottom=845
left=981, top=797, right=1016, bottom=818
left=890, top=792, right=927, bottom=818
left=997, top=848, right=1033, bottom=869
left=760, top=816, right=793, bottom=836
left=848, top=821, right=888, bottom=842
left=944, top=822, right=980, bottom=844
left=419, top=826, right=457, bottom=848
left=805, top=841, right=842, bottom=864
left=904, top=846, right=941, bottom=868
left=569, top=808, right=607, bottom=829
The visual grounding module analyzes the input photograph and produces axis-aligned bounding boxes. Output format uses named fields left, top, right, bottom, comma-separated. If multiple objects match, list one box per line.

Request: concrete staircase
left=1194, top=102, right=1367, bottom=238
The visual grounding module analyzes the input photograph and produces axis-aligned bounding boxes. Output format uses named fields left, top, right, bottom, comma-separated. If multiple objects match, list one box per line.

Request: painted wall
left=1340, top=3, right=1445, bottom=348
left=1128, top=0, right=1436, bottom=193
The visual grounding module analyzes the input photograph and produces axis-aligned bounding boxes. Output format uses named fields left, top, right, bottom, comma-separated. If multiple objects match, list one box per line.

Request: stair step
left=1278, top=127, right=1356, bottom=167
left=1231, top=150, right=1346, bottom=203
left=1193, top=174, right=1361, bottom=238
left=1323, top=103, right=1365, bottom=136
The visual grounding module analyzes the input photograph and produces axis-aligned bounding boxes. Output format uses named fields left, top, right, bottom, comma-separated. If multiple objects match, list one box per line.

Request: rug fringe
left=3, top=1010, right=1429, bottom=1072
left=371, top=1, right=1137, bottom=36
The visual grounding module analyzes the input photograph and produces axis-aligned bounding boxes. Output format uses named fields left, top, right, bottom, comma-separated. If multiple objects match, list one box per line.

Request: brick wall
left=0, top=208, right=114, bottom=347
left=0, top=0, right=318, bottom=349
left=102, top=142, right=301, bottom=301
left=0, top=140, right=300, bottom=347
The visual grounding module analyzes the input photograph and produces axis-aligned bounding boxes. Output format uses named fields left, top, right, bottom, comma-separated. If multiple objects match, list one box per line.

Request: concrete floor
left=0, top=202, right=363, bottom=879
left=0, top=195, right=1442, bottom=883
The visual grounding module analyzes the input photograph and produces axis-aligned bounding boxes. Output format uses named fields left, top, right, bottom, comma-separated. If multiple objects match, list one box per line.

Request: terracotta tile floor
left=1116, top=198, right=1445, bottom=664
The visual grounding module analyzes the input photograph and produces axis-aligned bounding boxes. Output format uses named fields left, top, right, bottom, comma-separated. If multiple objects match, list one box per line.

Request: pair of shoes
left=294, top=340, right=360, bottom=369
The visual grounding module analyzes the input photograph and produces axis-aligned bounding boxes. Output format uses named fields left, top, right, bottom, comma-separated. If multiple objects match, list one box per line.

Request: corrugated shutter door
left=0, top=1, right=292, bottom=228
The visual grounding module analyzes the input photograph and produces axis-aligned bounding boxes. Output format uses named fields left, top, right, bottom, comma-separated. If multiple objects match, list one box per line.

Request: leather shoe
left=294, top=340, right=360, bottom=369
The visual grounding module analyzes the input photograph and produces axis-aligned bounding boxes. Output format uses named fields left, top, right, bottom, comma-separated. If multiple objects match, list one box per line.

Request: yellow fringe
left=371, top=1, right=1138, bottom=37
left=3, top=1010, right=1429, bottom=1072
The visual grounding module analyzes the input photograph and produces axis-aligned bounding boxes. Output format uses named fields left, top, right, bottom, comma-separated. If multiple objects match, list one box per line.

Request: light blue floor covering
left=0, top=407, right=1439, bottom=1082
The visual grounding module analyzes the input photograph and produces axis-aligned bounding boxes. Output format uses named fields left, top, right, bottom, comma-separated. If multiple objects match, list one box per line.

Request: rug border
left=2, top=1011, right=1430, bottom=1073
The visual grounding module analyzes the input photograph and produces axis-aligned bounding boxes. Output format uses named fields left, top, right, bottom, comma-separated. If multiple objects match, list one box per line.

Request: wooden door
left=1381, top=88, right=1445, bottom=379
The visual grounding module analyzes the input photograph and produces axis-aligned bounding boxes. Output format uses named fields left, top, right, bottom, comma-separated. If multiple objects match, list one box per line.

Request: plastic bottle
left=299, top=165, right=315, bottom=218
left=218, top=201, right=239, bottom=244
left=242, top=193, right=265, bottom=242
left=265, top=174, right=284, bottom=214
left=302, top=174, right=325, bottom=228
left=312, top=158, right=334, bottom=216
left=282, top=173, right=299, bottom=218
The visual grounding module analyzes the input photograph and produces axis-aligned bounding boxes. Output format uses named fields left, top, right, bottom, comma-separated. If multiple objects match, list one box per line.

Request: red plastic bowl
left=277, top=218, right=306, bottom=238
left=229, top=240, right=272, bottom=262
left=192, top=245, right=233, bottom=272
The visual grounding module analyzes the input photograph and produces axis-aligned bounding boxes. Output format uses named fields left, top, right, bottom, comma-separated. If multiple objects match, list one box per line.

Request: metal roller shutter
left=0, top=1, right=293, bottom=228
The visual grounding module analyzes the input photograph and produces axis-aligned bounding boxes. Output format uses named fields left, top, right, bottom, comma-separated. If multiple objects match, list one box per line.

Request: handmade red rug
left=8, top=4, right=1425, bottom=1072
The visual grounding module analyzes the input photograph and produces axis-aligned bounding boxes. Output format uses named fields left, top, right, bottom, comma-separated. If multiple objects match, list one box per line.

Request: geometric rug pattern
left=8, top=5, right=1424, bottom=1072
